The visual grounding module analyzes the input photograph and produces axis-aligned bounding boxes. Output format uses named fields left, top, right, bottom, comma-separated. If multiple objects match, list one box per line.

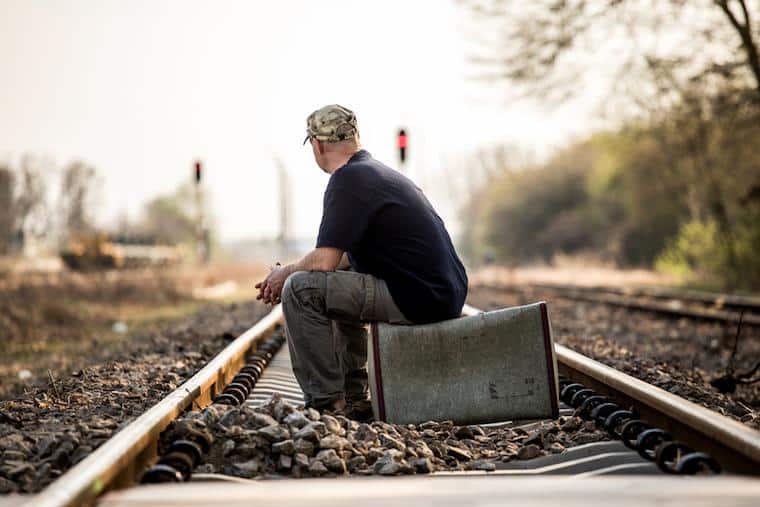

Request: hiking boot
left=305, top=396, right=345, bottom=413
left=345, top=398, right=374, bottom=423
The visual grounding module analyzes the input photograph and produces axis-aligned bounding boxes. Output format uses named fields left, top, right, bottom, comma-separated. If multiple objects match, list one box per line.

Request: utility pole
left=193, top=160, right=210, bottom=263
left=275, top=156, right=290, bottom=258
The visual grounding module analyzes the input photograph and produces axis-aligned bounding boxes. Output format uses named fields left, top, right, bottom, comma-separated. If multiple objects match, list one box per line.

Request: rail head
left=26, top=305, right=284, bottom=507
left=525, top=283, right=760, bottom=326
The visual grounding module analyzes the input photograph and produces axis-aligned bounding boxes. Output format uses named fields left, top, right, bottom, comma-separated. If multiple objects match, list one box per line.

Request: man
left=256, top=104, right=467, bottom=418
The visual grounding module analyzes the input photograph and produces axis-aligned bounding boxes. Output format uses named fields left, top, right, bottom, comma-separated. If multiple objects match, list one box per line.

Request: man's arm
left=255, top=247, right=343, bottom=304
left=284, top=247, right=344, bottom=275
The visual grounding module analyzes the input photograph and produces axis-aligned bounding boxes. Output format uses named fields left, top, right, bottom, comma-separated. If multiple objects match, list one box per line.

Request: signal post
left=193, top=160, right=210, bottom=264
left=397, top=128, right=408, bottom=171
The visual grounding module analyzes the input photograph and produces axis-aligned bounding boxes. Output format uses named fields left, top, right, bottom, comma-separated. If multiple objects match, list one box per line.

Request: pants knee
left=281, top=271, right=320, bottom=307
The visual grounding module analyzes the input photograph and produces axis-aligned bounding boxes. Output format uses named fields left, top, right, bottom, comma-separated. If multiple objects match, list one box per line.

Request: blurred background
left=2, top=0, right=759, bottom=387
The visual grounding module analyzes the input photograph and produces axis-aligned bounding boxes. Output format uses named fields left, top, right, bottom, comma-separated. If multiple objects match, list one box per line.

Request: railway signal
left=397, top=128, right=408, bottom=166
left=192, top=159, right=209, bottom=263
left=194, top=160, right=202, bottom=184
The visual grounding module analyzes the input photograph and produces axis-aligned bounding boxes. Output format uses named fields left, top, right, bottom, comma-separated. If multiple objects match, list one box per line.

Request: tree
left=0, top=167, right=13, bottom=255
left=462, top=0, right=760, bottom=107
left=59, top=161, right=97, bottom=241
left=14, top=156, right=49, bottom=239
left=0, top=157, right=49, bottom=255
left=138, top=184, right=202, bottom=246
left=461, top=0, right=760, bottom=288
left=715, top=0, right=760, bottom=97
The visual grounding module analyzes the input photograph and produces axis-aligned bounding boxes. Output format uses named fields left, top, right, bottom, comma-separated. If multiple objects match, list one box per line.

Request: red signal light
left=397, top=129, right=407, bottom=163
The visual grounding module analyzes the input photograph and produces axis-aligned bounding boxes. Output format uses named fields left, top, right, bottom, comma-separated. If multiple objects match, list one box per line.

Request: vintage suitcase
left=368, top=302, right=559, bottom=425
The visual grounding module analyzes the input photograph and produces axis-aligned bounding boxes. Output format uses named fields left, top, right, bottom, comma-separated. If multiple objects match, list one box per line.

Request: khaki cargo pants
left=281, top=270, right=410, bottom=408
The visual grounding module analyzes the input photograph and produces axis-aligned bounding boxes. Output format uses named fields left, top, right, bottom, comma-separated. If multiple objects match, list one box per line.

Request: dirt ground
left=467, top=285, right=760, bottom=430
left=1, top=263, right=267, bottom=398
left=0, top=273, right=270, bottom=494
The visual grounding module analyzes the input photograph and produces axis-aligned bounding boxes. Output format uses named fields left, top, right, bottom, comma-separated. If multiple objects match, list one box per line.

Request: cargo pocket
left=285, top=271, right=327, bottom=312
left=325, top=271, right=374, bottom=322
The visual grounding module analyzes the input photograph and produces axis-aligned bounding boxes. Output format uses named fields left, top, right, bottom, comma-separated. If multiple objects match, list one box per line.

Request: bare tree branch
left=462, top=0, right=760, bottom=110
left=713, top=0, right=760, bottom=96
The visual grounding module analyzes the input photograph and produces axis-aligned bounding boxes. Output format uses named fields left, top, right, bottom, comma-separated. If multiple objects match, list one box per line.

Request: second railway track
left=21, top=300, right=760, bottom=507
left=501, top=282, right=760, bottom=327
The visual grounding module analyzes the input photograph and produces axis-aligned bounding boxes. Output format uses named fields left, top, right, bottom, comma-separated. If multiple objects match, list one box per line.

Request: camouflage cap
left=303, top=104, right=358, bottom=144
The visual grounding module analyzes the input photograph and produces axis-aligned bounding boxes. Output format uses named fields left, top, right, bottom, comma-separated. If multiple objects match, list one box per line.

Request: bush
left=464, top=84, right=760, bottom=290
left=475, top=143, right=600, bottom=264
left=657, top=212, right=760, bottom=291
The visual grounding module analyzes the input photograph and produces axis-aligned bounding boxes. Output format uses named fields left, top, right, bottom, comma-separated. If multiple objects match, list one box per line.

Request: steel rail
left=26, top=305, right=283, bottom=507
left=536, top=283, right=760, bottom=312
left=561, top=288, right=760, bottom=326
left=480, top=282, right=760, bottom=326
left=556, top=344, right=760, bottom=474
left=462, top=304, right=760, bottom=475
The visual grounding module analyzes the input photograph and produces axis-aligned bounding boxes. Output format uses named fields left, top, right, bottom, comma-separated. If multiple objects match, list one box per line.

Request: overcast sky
left=1, top=0, right=596, bottom=242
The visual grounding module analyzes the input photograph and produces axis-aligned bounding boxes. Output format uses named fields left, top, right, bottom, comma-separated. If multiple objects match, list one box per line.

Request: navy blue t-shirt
left=316, top=150, right=468, bottom=324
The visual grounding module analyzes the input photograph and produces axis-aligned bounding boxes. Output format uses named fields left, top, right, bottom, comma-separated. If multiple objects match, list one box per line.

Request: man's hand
left=254, top=278, right=271, bottom=303
left=264, top=265, right=290, bottom=304
left=254, top=248, right=343, bottom=305
left=255, top=263, right=291, bottom=305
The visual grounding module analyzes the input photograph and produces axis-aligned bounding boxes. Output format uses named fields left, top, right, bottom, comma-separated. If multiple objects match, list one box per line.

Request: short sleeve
left=316, top=182, right=372, bottom=252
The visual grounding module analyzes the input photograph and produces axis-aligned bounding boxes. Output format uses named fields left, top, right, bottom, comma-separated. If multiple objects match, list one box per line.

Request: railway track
left=519, top=282, right=760, bottom=326
left=20, top=302, right=760, bottom=507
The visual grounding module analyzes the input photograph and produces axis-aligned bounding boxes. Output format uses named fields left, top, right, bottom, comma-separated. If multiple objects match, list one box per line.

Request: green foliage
left=657, top=213, right=760, bottom=290
left=656, top=220, right=724, bottom=280
left=468, top=135, right=687, bottom=267
left=478, top=144, right=596, bottom=264
left=465, top=85, right=760, bottom=290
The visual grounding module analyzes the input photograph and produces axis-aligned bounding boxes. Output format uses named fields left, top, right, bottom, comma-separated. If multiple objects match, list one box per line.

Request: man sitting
left=256, top=104, right=468, bottom=418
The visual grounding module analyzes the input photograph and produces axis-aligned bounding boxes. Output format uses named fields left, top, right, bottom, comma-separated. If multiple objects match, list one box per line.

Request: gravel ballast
left=162, top=394, right=607, bottom=479
left=0, top=301, right=266, bottom=494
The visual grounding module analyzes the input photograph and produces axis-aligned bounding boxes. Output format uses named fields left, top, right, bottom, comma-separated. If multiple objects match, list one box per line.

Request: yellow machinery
left=60, top=233, right=183, bottom=271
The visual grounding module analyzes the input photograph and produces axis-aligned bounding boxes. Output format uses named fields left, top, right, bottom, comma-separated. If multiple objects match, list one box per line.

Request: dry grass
left=470, top=263, right=677, bottom=289
left=0, top=262, right=268, bottom=394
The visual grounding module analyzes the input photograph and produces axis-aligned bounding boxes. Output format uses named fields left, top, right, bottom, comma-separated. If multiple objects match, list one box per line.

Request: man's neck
left=326, top=149, right=361, bottom=174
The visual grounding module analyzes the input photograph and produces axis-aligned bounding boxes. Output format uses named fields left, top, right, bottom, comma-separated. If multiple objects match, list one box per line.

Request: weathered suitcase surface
left=368, top=302, right=559, bottom=425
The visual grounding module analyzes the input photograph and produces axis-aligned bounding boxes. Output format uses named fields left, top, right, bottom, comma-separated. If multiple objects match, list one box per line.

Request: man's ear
left=316, top=140, right=326, bottom=155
